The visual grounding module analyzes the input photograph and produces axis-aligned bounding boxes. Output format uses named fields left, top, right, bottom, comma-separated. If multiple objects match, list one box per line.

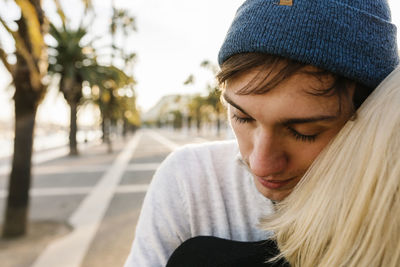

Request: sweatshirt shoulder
left=156, top=139, right=240, bottom=181
left=171, top=139, right=239, bottom=161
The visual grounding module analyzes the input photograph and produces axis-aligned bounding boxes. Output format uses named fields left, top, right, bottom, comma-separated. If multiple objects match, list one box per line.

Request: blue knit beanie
left=218, top=0, right=399, bottom=88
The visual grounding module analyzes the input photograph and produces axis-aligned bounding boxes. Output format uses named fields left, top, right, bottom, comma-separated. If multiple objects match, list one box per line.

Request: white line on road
left=32, top=146, right=70, bottom=164
left=114, top=184, right=149, bottom=194
left=0, top=141, right=101, bottom=176
left=146, top=130, right=181, bottom=151
left=126, top=162, right=161, bottom=171
left=30, top=162, right=160, bottom=175
left=0, top=184, right=150, bottom=198
left=31, top=132, right=143, bottom=267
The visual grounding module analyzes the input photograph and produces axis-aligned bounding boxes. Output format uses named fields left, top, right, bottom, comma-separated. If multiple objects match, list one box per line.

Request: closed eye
left=231, top=114, right=254, bottom=124
left=286, top=126, right=318, bottom=142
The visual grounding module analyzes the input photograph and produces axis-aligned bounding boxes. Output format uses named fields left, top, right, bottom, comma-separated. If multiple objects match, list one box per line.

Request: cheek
left=229, top=120, right=253, bottom=155
left=231, top=124, right=251, bottom=148
left=228, top=109, right=245, bottom=137
left=296, top=130, right=341, bottom=169
left=298, top=144, right=325, bottom=170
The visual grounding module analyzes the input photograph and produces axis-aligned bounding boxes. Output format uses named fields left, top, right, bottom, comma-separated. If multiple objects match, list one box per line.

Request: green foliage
left=48, top=23, right=91, bottom=104
left=0, top=0, right=48, bottom=95
left=47, top=11, right=139, bottom=128
left=47, top=1, right=139, bottom=155
left=88, top=65, right=140, bottom=127
left=181, top=61, right=226, bottom=133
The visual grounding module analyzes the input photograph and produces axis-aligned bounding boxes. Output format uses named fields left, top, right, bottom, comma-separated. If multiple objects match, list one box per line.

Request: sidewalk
left=0, top=136, right=134, bottom=267
left=0, top=129, right=223, bottom=267
left=0, top=139, right=101, bottom=178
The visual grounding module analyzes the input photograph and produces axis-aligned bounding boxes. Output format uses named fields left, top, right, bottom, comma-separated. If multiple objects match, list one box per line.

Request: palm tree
left=0, top=0, right=48, bottom=237
left=200, top=60, right=226, bottom=136
left=184, top=62, right=226, bottom=135
left=187, top=95, right=206, bottom=133
left=48, top=13, right=137, bottom=154
left=112, top=87, right=141, bottom=136
left=87, top=65, right=136, bottom=152
left=110, top=4, right=136, bottom=67
left=48, top=24, right=94, bottom=155
left=98, top=2, right=137, bottom=149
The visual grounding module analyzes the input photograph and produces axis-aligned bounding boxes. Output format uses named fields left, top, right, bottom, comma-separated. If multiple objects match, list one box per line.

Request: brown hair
left=217, top=53, right=373, bottom=110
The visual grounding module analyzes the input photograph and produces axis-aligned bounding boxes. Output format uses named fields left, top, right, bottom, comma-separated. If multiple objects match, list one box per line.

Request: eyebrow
left=223, top=92, right=251, bottom=117
left=282, top=116, right=338, bottom=125
left=222, top=92, right=339, bottom=124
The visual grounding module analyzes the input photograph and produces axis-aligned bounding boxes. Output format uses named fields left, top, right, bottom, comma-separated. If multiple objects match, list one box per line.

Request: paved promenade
left=0, top=128, right=229, bottom=267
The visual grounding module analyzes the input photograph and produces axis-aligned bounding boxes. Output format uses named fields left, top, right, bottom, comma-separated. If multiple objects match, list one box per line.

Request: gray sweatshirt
left=124, top=140, right=274, bottom=267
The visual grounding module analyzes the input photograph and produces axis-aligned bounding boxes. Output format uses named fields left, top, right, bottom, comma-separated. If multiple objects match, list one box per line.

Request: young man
left=124, top=0, right=399, bottom=266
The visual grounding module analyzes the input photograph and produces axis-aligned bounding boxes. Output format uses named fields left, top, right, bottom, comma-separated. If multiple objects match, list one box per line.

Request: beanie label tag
left=279, top=0, right=292, bottom=6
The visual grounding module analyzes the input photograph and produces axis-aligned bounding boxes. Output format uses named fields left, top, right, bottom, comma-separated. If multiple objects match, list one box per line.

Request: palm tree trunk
left=101, top=115, right=113, bottom=153
left=105, top=118, right=113, bottom=153
left=187, top=116, right=192, bottom=130
left=216, top=117, right=221, bottom=137
left=101, top=117, right=106, bottom=142
left=215, top=106, right=221, bottom=137
left=2, top=0, right=47, bottom=238
left=196, top=112, right=202, bottom=134
left=69, top=102, right=78, bottom=155
left=3, top=96, right=37, bottom=237
left=122, top=118, right=127, bottom=138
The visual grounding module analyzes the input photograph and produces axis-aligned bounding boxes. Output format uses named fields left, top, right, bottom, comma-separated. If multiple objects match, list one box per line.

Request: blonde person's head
left=262, top=66, right=400, bottom=267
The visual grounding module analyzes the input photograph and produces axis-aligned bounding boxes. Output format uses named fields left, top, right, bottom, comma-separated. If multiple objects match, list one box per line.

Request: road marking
left=32, top=140, right=101, bottom=164
left=146, top=130, right=180, bottom=150
left=0, top=184, right=150, bottom=198
left=126, top=162, right=160, bottom=171
left=32, top=146, right=70, bottom=164
left=29, top=162, right=160, bottom=175
left=115, top=184, right=149, bottom=193
left=0, top=141, right=101, bottom=176
left=31, top=132, right=142, bottom=267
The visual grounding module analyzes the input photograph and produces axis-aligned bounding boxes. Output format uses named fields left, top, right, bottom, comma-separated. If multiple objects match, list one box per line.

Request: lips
left=255, top=175, right=297, bottom=190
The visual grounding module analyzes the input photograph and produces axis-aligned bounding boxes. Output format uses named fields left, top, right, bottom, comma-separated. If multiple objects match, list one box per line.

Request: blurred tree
left=187, top=94, right=206, bottom=133
left=183, top=60, right=226, bottom=135
left=114, top=88, right=140, bottom=136
left=200, top=60, right=225, bottom=136
left=48, top=24, right=93, bottom=155
left=0, top=0, right=48, bottom=237
left=87, top=65, right=137, bottom=152
left=96, top=1, right=137, bottom=151
left=48, top=1, right=137, bottom=154
left=110, top=3, right=136, bottom=66
left=170, top=110, right=183, bottom=129
left=183, top=74, right=195, bottom=86
left=183, top=75, right=204, bottom=132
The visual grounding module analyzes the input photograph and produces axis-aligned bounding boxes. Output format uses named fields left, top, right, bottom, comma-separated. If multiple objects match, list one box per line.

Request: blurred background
left=0, top=0, right=399, bottom=266
left=0, top=0, right=246, bottom=157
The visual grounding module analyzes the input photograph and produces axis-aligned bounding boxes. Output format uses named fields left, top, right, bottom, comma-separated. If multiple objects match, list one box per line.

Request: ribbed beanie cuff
left=218, top=0, right=399, bottom=88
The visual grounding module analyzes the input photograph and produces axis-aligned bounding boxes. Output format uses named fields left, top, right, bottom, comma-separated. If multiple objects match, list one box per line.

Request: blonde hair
left=262, top=66, right=400, bottom=267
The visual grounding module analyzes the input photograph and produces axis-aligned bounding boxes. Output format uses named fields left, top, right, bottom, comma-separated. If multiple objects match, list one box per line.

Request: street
left=0, top=128, right=229, bottom=267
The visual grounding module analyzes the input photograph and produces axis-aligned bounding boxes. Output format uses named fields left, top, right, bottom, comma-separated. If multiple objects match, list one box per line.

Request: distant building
left=141, top=94, right=194, bottom=123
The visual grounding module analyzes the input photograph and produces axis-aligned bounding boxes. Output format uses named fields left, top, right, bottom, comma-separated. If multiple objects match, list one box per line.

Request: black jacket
left=166, top=236, right=290, bottom=267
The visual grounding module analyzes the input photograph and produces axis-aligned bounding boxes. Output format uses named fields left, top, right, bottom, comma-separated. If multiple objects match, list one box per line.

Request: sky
left=0, top=0, right=400, bottom=126
left=103, top=0, right=245, bottom=111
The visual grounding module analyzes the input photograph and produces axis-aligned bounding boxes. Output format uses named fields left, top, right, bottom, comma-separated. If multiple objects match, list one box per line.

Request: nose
left=248, top=129, right=287, bottom=178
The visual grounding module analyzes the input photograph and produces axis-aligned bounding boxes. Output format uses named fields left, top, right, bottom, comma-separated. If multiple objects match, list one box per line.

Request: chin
left=255, top=181, right=292, bottom=201
left=266, top=192, right=291, bottom=202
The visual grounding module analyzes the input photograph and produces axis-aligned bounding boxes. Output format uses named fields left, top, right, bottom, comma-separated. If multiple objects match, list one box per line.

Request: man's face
left=224, top=68, right=354, bottom=201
